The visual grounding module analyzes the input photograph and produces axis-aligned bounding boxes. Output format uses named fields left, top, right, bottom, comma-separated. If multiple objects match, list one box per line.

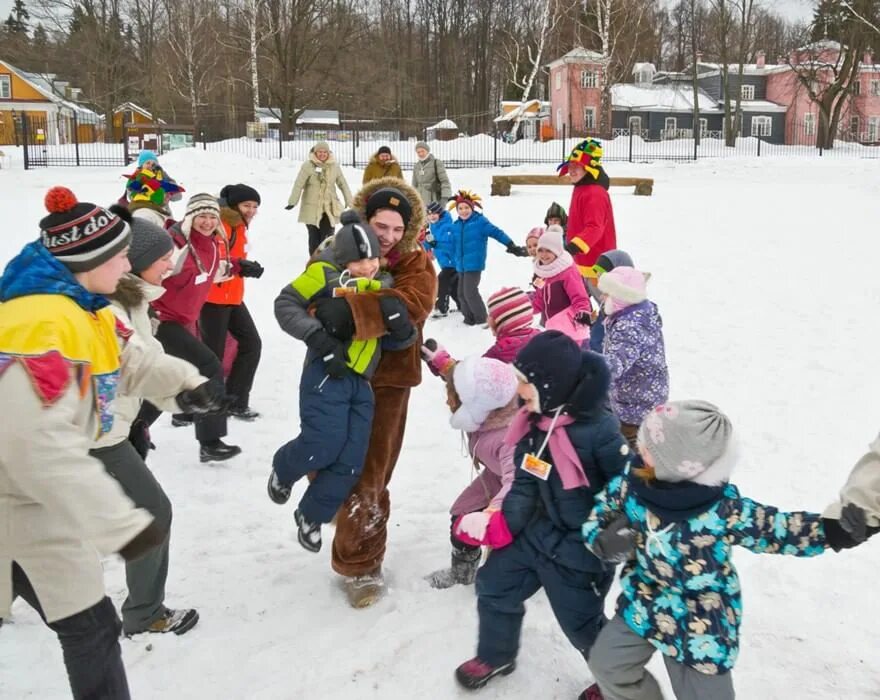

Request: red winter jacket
left=566, top=181, right=617, bottom=278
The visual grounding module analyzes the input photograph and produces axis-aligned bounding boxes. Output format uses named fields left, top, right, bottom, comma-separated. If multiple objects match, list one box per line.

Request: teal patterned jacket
left=582, top=471, right=828, bottom=675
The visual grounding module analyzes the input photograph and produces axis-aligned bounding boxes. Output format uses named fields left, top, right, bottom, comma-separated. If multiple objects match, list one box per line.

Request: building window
left=580, top=70, right=598, bottom=89
left=628, top=116, right=642, bottom=134
left=699, top=118, right=708, bottom=137
left=556, top=108, right=563, bottom=131
left=804, top=112, right=815, bottom=136
left=555, top=71, right=561, bottom=91
left=852, top=80, right=861, bottom=96
left=0, top=75, right=10, bottom=99
left=751, top=115, right=772, bottom=137
left=868, top=117, right=880, bottom=141
left=741, top=84, right=755, bottom=100
left=850, top=115, right=860, bottom=138
left=583, top=107, right=595, bottom=131
left=871, top=80, right=880, bottom=97
left=663, top=117, right=677, bottom=138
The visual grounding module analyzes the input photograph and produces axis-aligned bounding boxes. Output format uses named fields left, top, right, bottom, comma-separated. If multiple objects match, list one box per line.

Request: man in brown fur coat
left=311, top=176, right=437, bottom=607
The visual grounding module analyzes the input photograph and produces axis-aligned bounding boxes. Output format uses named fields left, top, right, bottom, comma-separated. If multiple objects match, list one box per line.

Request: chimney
left=756, top=50, right=766, bottom=69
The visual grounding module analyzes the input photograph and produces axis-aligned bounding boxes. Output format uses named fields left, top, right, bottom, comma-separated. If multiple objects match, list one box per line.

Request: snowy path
left=1, top=153, right=879, bottom=699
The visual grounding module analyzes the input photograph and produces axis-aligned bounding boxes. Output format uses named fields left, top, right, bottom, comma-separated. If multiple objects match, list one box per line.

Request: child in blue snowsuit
left=448, top=189, right=528, bottom=325
left=452, top=331, right=630, bottom=692
left=270, top=211, right=417, bottom=552
left=582, top=400, right=872, bottom=700
left=424, top=201, right=458, bottom=317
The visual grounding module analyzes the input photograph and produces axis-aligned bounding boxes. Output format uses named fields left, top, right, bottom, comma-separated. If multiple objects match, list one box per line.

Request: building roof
left=0, top=60, right=99, bottom=118
left=547, top=47, right=607, bottom=69
left=428, top=118, right=458, bottom=130
left=738, top=100, right=788, bottom=113
left=495, top=99, right=549, bottom=122
left=297, top=109, right=339, bottom=126
left=612, top=83, right=720, bottom=113
left=113, top=101, right=166, bottom=124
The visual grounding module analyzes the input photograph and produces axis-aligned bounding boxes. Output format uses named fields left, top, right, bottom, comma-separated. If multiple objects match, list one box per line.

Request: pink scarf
left=504, top=407, right=590, bottom=490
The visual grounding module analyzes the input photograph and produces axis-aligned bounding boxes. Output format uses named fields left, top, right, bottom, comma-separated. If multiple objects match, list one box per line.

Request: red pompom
left=44, top=186, right=79, bottom=214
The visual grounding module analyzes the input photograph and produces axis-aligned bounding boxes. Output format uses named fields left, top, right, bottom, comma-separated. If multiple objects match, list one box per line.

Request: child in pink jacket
left=421, top=352, right=520, bottom=589
left=483, top=287, right=540, bottom=364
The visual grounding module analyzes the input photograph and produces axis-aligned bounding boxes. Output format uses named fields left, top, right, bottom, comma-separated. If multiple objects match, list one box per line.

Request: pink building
left=546, top=48, right=608, bottom=138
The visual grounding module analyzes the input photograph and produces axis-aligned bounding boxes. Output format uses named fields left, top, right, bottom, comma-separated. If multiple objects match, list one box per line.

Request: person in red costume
left=557, top=138, right=617, bottom=281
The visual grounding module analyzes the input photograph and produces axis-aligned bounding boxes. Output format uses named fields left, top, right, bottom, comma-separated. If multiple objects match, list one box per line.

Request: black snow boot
left=199, top=439, right=242, bottom=463
left=426, top=545, right=481, bottom=589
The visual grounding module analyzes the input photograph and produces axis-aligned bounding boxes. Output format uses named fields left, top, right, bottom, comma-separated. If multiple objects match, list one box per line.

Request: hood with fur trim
left=352, top=176, right=425, bottom=255
left=220, top=205, right=245, bottom=229
left=108, top=273, right=165, bottom=313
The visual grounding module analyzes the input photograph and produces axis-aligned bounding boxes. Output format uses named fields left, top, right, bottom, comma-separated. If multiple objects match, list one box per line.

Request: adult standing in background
left=411, top=141, right=452, bottom=206
left=362, top=146, right=403, bottom=184
left=286, top=141, right=353, bottom=255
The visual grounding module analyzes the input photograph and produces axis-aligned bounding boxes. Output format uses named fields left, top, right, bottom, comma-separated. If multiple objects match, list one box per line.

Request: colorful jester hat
left=124, top=166, right=185, bottom=207
left=447, top=189, right=483, bottom=211
left=557, top=137, right=604, bottom=179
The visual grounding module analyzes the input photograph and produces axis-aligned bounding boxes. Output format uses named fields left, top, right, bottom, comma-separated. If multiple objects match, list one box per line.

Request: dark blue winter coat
left=451, top=211, right=514, bottom=273
left=429, top=211, right=456, bottom=269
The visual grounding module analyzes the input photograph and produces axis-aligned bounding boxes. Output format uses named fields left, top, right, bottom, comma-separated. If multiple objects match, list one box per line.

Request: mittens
left=589, top=514, right=636, bottom=564
left=420, top=338, right=455, bottom=377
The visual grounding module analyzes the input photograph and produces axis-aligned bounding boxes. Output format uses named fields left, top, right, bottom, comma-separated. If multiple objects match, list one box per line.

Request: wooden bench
left=491, top=174, right=654, bottom=197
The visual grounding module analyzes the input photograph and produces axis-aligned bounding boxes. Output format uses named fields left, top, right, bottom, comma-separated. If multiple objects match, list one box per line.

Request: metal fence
left=12, top=112, right=880, bottom=170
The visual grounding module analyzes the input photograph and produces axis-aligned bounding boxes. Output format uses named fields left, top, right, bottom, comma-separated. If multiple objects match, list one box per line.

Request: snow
left=1, top=153, right=880, bottom=699
left=611, top=84, right=720, bottom=113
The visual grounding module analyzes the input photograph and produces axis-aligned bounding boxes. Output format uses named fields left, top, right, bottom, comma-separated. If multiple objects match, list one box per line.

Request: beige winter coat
left=824, top=436, right=880, bottom=527
left=287, top=150, right=353, bottom=227
left=95, top=274, right=206, bottom=448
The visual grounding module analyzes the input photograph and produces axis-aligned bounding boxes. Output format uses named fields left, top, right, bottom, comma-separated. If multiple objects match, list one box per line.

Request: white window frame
left=663, top=117, right=677, bottom=138
left=804, top=112, right=815, bottom=136
left=628, top=116, right=642, bottom=133
left=751, top=115, right=772, bottom=137
left=850, top=115, right=860, bottom=137
left=0, top=75, right=10, bottom=99
left=699, top=118, right=708, bottom=137
left=740, top=84, right=755, bottom=100
left=852, top=80, right=861, bottom=96
left=555, top=71, right=562, bottom=91
left=868, top=116, right=880, bottom=141
left=580, top=70, right=597, bottom=89
left=583, top=107, right=596, bottom=131
left=871, top=80, right=880, bottom=97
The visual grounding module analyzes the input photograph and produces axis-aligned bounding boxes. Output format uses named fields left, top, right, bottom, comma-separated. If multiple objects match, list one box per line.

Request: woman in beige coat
left=286, top=141, right=353, bottom=254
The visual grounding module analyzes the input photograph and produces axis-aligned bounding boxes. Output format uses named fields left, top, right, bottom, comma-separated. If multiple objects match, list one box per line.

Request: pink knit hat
left=598, top=266, right=648, bottom=315
left=526, top=226, right=544, bottom=244
left=537, top=225, right=565, bottom=257
left=487, top=287, right=534, bottom=334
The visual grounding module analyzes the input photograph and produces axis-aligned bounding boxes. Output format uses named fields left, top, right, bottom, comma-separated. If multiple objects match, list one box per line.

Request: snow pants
left=91, top=440, right=173, bottom=635
left=12, top=563, right=131, bottom=700
left=273, top=358, right=374, bottom=524
left=307, top=215, right=334, bottom=255
left=436, top=267, right=459, bottom=314
left=458, top=271, right=487, bottom=324
left=331, top=385, right=411, bottom=577
left=474, top=535, right=613, bottom=667
left=200, top=301, right=262, bottom=410
left=590, top=615, right=735, bottom=700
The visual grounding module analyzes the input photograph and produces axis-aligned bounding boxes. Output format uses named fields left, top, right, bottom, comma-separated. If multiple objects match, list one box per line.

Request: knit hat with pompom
left=39, top=186, right=131, bottom=272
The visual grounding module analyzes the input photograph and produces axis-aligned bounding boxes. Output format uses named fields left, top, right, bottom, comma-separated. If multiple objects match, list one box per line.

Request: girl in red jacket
left=558, top=138, right=617, bottom=280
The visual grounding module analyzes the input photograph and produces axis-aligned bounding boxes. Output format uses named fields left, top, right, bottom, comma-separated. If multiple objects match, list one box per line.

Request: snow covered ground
left=1, top=152, right=879, bottom=699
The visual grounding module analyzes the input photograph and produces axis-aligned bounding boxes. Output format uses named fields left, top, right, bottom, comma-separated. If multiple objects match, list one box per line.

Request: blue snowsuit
left=451, top=211, right=514, bottom=273
left=430, top=210, right=456, bottom=269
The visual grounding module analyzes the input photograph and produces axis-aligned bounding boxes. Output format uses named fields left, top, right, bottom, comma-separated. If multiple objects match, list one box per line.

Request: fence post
left=73, top=112, right=80, bottom=166
left=562, top=123, right=567, bottom=162
left=493, top=125, right=498, bottom=168
left=201, top=131, right=206, bottom=150
left=21, top=114, right=30, bottom=170
left=629, top=127, right=634, bottom=163
left=278, top=123, right=283, bottom=159
left=351, top=129, right=357, bottom=168
left=757, top=133, right=761, bottom=157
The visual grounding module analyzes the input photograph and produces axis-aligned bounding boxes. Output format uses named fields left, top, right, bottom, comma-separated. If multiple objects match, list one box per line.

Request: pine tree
left=4, top=0, right=30, bottom=34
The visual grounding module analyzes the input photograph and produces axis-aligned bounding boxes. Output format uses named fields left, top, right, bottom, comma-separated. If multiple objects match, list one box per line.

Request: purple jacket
left=604, top=300, right=669, bottom=426
left=450, top=423, right=517, bottom=516
left=483, top=326, right=541, bottom=364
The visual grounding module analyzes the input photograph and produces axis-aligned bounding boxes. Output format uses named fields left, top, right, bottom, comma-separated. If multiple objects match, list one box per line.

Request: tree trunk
left=689, top=0, right=701, bottom=146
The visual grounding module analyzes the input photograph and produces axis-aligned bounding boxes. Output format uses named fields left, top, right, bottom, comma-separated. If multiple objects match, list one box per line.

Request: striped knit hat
left=487, top=287, right=534, bottom=334
left=181, top=193, right=221, bottom=237
left=39, top=186, right=131, bottom=272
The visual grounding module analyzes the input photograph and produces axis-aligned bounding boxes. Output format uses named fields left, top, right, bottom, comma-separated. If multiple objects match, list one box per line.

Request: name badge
left=521, top=453, right=552, bottom=480
left=195, top=272, right=209, bottom=285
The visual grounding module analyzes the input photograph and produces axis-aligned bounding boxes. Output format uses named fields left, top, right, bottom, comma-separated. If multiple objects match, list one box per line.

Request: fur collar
left=369, top=154, right=399, bottom=166
left=309, top=152, right=337, bottom=168
left=220, top=206, right=245, bottom=229
left=108, top=273, right=164, bottom=312
left=352, top=176, right=426, bottom=255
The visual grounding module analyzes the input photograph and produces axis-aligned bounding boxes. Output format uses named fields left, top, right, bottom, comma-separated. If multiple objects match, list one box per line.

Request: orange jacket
left=206, top=207, right=248, bottom=306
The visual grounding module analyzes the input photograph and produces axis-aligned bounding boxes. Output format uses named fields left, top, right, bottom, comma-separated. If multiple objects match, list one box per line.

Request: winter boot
left=229, top=405, right=260, bottom=421
left=199, top=440, right=242, bottom=463
left=343, top=570, right=385, bottom=609
left=455, top=657, right=516, bottom=690
left=431, top=310, right=449, bottom=319
left=267, top=470, right=292, bottom=505
left=577, top=683, right=605, bottom=700
left=140, top=608, right=200, bottom=636
left=294, top=509, right=321, bottom=553
left=171, top=413, right=193, bottom=427
left=426, top=546, right=481, bottom=589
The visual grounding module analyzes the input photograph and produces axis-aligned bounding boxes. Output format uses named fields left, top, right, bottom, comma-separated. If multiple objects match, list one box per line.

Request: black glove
left=574, top=310, right=593, bottom=326
left=506, top=243, right=529, bottom=258
left=425, top=231, right=436, bottom=246
left=176, top=379, right=227, bottom=414
left=306, top=330, right=348, bottom=378
left=313, top=297, right=356, bottom=341
left=238, top=259, right=264, bottom=279
left=119, top=519, right=168, bottom=562
left=590, top=514, right=636, bottom=564
left=824, top=503, right=874, bottom=551
left=128, top=419, right=155, bottom=461
left=379, top=296, right=416, bottom=343
left=564, top=240, right=583, bottom=256
left=284, top=204, right=295, bottom=210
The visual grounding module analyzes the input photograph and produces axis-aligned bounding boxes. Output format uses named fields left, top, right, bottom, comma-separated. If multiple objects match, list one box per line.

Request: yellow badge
left=522, top=453, right=552, bottom=481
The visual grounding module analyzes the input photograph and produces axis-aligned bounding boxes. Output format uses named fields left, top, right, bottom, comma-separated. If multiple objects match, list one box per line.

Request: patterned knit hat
left=449, top=357, right=519, bottom=432
left=181, top=193, right=222, bottom=237
left=39, top=187, right=131, bottom=272
left=557, top=138, right=604, bottom=179
left=448, top=189, right=482, bottom=211
left=487, top=287, right=534, bottom=334
left=638, top=401, right=734, bottom=486
left=426, top=201, right=444, bottom=216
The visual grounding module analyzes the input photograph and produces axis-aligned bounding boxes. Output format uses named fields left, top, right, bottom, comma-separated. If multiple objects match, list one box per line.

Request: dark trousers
left=273, top=359, right=374, bottom=523
left=200, top=302, right=262, bottom=409
left=436, top=267, right=459, bottom=313
left=139, top=321, right=227, bottom=444
left=91, top=440, right=173, bottom=635
left=475, top=536, right=612, bottom=667
left=306, top=214, right=334, bottom=255
left=590, top=309, right=607, bottom=353
left=12, top=562, right=131, bottom=700
left=457, top=271, right=486, bottom=324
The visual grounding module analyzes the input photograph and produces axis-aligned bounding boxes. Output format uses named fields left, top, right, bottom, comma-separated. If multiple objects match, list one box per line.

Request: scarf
left=504, top=406, right=589, bottom=490
left=533, top=251, right=575, bottom=279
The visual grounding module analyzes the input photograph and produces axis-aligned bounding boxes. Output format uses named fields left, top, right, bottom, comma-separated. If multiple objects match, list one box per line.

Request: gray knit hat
left=128, top=216, right=173, bottom=273
left=638, top=400, right=733, bottom=485
left=415, top=141, right=430, bottom=152
left=333, top=210, right=380, bottom=266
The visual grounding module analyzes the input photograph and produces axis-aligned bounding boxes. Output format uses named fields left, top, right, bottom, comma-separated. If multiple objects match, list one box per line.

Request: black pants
left=199, top=302, right=262, bottom=409
left=436, top=267, right=459, bottom=314
left=139, top=321, right=227, bottom=444
left=306, top=214, right=334, bottom=255
left=12, top=562, right=131, bottom=700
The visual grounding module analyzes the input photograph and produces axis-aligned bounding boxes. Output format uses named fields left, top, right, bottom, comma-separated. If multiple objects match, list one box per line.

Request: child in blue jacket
left=452, top=331, right=629, bottom=692
left=449, top=189, right=528, bottom=325
left=582, top=400, right=872, bottom=700
left=424, top=201, right=458, bottom=317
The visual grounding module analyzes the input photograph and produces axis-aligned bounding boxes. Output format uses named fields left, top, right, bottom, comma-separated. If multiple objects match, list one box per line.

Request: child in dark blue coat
left=453, top=331, right=630, bottom=692
left=449, top=189, right=528, bottom=325
left=424, top=201, right=458, bottom=317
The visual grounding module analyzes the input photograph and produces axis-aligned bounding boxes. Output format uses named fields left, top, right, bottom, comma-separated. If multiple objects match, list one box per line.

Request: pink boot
left=454, top=657, right=516, bottom=690
left=577, top=682, right=605, bottom=700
